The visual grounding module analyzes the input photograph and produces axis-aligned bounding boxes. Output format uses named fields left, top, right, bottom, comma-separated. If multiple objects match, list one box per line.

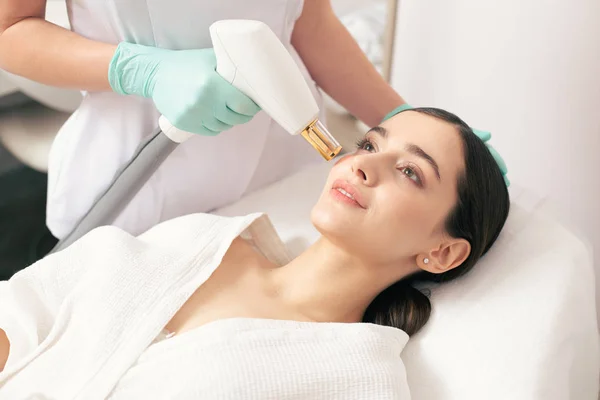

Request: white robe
left=0, top=213, right=411, bottom=399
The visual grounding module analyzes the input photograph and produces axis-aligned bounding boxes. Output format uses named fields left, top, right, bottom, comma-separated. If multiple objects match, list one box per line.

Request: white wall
left=330, top=0, right=379, bottom=16
left=390, top=0, right=600, bottom=318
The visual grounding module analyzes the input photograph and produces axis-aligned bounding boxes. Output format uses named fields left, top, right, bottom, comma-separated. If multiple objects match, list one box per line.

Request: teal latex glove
left=471, top=128, right=509, bottom=186
left=382, top=104, right=509, bottom=186
left=108, top=42, right=261, bottom=136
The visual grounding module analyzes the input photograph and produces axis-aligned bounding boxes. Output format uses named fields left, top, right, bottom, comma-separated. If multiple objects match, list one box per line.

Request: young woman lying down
left=0, top=107, right=509, bottom=399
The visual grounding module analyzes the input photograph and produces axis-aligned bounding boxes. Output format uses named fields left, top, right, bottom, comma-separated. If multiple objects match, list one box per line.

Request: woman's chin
left=310, top=201, right=362, bottom=239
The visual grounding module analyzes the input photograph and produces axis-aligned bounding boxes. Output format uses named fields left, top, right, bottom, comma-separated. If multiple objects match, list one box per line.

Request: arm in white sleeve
left=0, top=228, right=107, bottom=371
left=0, top=329, right=8, bottom=372
left=0, top=213, right=231, bottom=372
left=0, top=259, right=71, bottom=370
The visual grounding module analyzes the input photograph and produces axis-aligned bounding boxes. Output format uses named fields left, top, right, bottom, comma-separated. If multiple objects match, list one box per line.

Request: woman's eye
left=400, top=166, right=421, bottom=184
left=356, top=138, right=375, bottom=152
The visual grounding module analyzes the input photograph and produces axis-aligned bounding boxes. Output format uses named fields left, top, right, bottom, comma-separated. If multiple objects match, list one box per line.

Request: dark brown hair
left=362, top=107, right=510, bottom=336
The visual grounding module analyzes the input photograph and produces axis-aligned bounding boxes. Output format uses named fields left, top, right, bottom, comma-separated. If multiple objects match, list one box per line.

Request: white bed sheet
left=214, top=161, right=599, bottom=400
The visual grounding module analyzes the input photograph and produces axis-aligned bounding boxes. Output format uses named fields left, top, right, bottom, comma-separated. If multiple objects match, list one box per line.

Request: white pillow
left=213, top=161, right=599, bottom=400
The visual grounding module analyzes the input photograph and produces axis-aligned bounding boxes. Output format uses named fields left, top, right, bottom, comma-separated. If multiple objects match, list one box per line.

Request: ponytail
left=362, top=278, right=431, bottom=336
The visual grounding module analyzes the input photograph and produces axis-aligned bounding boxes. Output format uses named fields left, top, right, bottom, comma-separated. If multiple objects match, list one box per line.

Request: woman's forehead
left=382, top=111, right=458, bottom=140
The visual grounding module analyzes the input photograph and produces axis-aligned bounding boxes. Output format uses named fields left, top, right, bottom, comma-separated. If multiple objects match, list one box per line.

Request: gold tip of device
left=300, top=119, right=342, bottom=161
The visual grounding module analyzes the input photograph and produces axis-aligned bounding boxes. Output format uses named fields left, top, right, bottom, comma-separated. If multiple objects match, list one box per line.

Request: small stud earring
left=423, top=258, right=429, bottom=264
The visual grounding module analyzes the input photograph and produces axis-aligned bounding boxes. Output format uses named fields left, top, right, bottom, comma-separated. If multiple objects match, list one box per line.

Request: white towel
left=0, top=212, right=411, bottom=399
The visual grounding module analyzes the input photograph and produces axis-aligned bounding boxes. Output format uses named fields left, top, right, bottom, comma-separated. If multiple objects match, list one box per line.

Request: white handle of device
left=158, top=115, right=194, bottom=143
left=159, top=19, right=320, bottom=143
left=209, top=19, right=319, bottom=135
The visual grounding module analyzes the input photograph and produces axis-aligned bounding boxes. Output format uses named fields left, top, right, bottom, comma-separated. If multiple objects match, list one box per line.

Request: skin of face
left=310, top=111, right=471, bottom=281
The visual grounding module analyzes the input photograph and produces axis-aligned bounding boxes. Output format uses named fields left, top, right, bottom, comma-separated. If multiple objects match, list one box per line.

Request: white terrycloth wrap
left=0, top=212, right=411, bottom=399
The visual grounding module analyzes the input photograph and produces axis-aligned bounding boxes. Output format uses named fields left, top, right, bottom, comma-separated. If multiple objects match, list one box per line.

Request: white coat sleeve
left=0, top=226, right=119, bottom=369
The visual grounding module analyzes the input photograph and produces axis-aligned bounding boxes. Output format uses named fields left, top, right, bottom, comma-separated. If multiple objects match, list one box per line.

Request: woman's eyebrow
left=369, top=126, right=387, bottom=137
left=406, top=143, right=441, bottom=181
left=368, top=126, right=441, bottom=181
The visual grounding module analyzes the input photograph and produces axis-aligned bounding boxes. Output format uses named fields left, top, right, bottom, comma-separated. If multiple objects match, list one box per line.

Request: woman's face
left=311, top=111, right=467, bottom=272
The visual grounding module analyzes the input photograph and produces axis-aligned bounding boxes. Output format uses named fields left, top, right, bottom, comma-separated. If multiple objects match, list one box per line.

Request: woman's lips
left=330, top=179, right=367, bottom=209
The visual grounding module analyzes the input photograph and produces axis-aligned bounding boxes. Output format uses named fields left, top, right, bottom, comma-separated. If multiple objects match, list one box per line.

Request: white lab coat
left=47, top=0, right=325, bottom=239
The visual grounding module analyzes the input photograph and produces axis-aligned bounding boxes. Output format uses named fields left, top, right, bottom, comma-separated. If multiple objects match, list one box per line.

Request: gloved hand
left=382, top=104, right=509, bottom=186
left=108, top=42, right=261, bottom=136
left=470, top=128, right=509, bottom=186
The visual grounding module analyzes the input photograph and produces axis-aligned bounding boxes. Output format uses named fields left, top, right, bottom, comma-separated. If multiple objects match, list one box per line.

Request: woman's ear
left=418, top=238, right=471, bottom=274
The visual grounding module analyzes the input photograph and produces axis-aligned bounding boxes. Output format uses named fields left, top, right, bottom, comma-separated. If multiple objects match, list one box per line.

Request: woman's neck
left=268, top=237, right=408, bottom=324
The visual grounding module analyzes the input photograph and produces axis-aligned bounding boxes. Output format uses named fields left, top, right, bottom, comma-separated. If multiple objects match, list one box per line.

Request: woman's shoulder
left=132, top=212, right=288, bottom=258
left=136, top=211, right=262, bottom=242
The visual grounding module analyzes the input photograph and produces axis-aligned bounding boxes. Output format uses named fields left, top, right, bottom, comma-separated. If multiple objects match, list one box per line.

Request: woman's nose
left=351, top=155, right=378, bottom=186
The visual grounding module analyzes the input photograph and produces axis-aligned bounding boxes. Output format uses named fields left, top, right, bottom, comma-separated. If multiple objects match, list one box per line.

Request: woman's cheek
left=333, top=153, right=355, bottom=167
left=383, top=189, right=418, bottom=222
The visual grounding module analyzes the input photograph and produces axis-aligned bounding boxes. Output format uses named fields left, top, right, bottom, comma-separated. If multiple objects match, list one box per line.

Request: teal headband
left=382, top=104, right=509, bottom=187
